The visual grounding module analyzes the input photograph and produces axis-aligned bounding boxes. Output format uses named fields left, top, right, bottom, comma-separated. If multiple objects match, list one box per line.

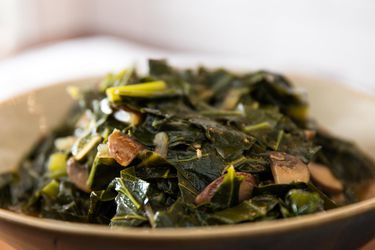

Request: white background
left=0, top=0, right=375, bottom=98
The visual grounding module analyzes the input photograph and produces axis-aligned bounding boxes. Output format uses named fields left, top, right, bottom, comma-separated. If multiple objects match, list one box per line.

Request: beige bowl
left=0, top=75, right=374, bottom=250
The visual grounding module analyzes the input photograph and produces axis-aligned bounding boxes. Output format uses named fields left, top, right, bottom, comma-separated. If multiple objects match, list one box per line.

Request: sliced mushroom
left=67, top=157, right=90, bottom=192
left=195, top=172, right=256, bottom=205
left=269, top=152, right=310, bottom=184
left=308, top=162, right=343, bottom=194
left=108, top=129, right=144, bottom=167
left=304, top=130, right=316, bottom=141
left=238, top=173, right=256, bottom=202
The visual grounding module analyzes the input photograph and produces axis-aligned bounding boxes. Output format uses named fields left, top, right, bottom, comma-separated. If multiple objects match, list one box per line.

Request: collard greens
left=1, top=60, right=374, bottom=228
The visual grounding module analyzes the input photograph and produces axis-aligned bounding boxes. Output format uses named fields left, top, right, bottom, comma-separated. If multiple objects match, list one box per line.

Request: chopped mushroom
left=308, top=163, right=343, bottom=194
left=108, top=129, right=144, bottom=167
left=195, top=172, right=256, bottom=205
left=304, top=130, right=316, bottom=141
left=269, top=152, right=310, bottom=184
left=66, top=157, right=90, bottom=192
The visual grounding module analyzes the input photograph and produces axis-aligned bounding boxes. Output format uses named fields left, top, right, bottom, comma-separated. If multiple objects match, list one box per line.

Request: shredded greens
left=1, top=59, right=374, bottom=228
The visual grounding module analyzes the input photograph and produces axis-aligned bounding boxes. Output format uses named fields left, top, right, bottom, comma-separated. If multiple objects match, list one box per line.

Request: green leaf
left=285, top=189, right=324, bottom=215
left=189, top=116, right=255, bottom=160
left=41, top=180, right=60, bottom=198
left=173, top=145, right=226, bottom=195
left=210, top=195, right=279, bottom=224
left=88, top=185, right=117, bottom=224
left=39, top=180, right=90, bottom=222
left=135, top=150, right=177, bottom=179
left=210, top=166, right=244, bottom=209
left=154, top=198, right=207, bottom=227
left=110, top=172, right=150, bottom=227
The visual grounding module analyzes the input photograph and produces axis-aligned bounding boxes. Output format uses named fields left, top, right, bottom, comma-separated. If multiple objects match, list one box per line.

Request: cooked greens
left=1, top=59, right=374, bottom=228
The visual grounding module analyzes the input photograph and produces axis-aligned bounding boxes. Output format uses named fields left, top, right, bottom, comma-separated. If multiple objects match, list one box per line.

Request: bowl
left=0, top=74, right=374, bottom=250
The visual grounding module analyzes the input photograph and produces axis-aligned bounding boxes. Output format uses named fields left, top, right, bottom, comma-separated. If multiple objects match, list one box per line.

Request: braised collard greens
left=1, top=60, right=374, bottom=227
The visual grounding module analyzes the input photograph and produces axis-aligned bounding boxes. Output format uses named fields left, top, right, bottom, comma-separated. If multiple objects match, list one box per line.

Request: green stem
left=243, top=122, right=272, bottom=133
left=274, top=130, right=284, bottom=150
left=106, top=81, right=168, bottom=102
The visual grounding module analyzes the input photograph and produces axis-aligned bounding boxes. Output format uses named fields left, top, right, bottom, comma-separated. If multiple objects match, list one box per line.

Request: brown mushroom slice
left=66, top=157, right=90, bottom=192
left=308, top=162, right=344, bottom=194
left=108, top=129, right=144, bottom=167
left=269, top=152, right=310, bottom=184
left=195, top=172, right=256, bottom=205
left=238, top=173, right=256, bottom=202
left=304, top=130, right=316, bottom=141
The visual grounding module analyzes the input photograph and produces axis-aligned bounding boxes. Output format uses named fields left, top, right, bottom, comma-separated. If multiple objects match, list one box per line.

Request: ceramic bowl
left=0, top=74, right=374, bottom=250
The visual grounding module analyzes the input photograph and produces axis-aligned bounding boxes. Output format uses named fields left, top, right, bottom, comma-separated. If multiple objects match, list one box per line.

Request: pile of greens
left=0, top=60, right=374, bottom=227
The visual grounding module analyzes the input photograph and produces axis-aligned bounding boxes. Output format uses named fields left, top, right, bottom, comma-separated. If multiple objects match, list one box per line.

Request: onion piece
left=153, top=132, right=169, bottom=158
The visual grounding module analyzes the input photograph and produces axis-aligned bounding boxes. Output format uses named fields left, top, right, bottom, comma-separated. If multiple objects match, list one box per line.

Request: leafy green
left=210, top=195, right=279, bottom=224
left=110, top=171, right=150, bottom=227
left=0, top=59, right=373, bottom=228
left=285, top=189, right=324, bottom=215
left=209, top=166, right=245, bottom=209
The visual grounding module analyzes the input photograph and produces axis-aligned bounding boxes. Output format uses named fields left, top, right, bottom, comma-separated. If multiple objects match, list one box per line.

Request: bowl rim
left=0, top=75, right=374, bottom=239
left=0, top=198, right=374, bottom=239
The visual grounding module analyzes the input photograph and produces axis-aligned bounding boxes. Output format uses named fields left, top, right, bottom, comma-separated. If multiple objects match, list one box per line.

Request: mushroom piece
left=195, top=172, right=256, bottom=205
left=66, top=157, right=90, bottom=192
left=108, top=129, right=144, bottom=167
left=308, top=162, right=344, bottom=194
left=304, top=130, right=316, bottom=141
left=269, top=152, right=310, bottom=184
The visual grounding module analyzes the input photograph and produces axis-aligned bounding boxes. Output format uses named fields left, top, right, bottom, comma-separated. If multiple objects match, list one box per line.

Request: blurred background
left=0, top=0, right=375, bottom=97
left=0, top=1, right=374, bottom=249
